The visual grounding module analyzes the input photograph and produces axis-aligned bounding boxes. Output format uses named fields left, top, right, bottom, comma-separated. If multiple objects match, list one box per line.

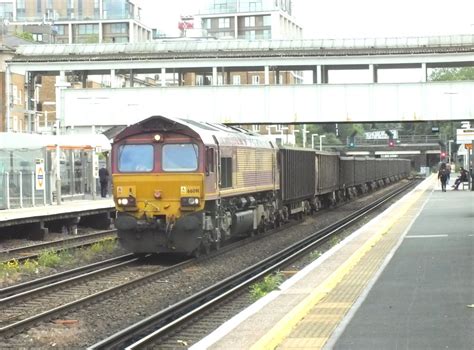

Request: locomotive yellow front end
left=112, top=117, right=208, bottom=254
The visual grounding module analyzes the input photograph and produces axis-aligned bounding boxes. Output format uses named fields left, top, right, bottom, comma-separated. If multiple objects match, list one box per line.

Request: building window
left=0, top=3, right=13, bottom=20
left=196, top=75, right=204, bottom=86
left=16, top=0, right=25, bottom=20
left=202, top=18, right=211, bottom=29
left=36, top=0, right=41, bottom=15
left=263, top=15, right=271, bottom=26
left=32, top=33, right=43, bottom=42
left=252, top=75, right=260, bottom=85
left=110, top=23, right=128, bottom=34
left=218, top=17, right=230, bottom=28
left=244, top=30, right=256, bottom=40
left=263, top=29, right=271, bottom=39
left=12, top=86, right=18, bottom=104
left=78, top=24, right=99, bottom=35
left=252, top=125, right=260, bottom=132
left=244, top=16, right=255, bottom=27
left=217, top=75, right=224, bottom=85
left=54, top=25, right=66, bottom=35
left=78, top=0, right=83, bottom=18
left=232, top=75, right=241, bottom=85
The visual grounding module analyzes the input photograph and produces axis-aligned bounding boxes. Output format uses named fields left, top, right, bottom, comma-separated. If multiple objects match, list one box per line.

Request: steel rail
left=0, top=229, right=118, bottom=264
left=0, top=253, right=136, bottom=300
left=90, top=181, right=417, bottom=350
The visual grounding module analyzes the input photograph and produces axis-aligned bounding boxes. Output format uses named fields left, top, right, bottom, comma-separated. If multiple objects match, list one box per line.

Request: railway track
left=0, top=179, right=414, bottom=348
left=0, top=254, right=188, bottom=337
left=0, top=229, right=118, bottom=264
left=0, top=212, right=301, bottom=339
left=89, top=180, right=417, bottom=349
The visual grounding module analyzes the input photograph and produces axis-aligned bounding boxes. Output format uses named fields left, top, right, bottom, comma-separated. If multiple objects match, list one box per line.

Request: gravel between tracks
left=1, top=181, right=410, bottom=349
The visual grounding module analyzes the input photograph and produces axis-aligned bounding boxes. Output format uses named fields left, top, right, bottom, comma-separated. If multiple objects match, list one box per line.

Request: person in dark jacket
left=452, top=167, right=468, bottom=190
left=438, top=163, right=448, bottom=192
left=98, top=166, right=109, bottom=198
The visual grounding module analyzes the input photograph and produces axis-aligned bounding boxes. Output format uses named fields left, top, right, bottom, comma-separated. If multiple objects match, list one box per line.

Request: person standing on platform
left=98, top=166, right=110, bottom=198
left=438, top=163, right=448, bottom=192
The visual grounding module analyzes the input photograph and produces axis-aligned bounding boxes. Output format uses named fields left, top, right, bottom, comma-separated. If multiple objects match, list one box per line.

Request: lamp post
left=302, top=124, right=309, bottom=148
left=319, top=135, right=326, bottom=151
left=311, top=133, right=319, bottom=149
left=292, top=129, right=300, bottom=146
left=280, top=126, right=288, bottom=145
left=448, top=139, right=454, bottom=163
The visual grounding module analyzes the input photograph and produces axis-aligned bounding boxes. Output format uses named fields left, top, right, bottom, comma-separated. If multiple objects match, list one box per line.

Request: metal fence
left=0, top=171, right=53, bottom=209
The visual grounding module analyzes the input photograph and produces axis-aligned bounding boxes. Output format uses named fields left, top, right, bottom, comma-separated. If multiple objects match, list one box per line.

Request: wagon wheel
left=201, top=240, right=211, bottom=255
left=213, top=239, right=221, bottom=251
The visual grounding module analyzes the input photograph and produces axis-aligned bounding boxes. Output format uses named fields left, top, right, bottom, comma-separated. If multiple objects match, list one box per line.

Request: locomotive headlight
left=181, top=197, right=200, bottom=207
left=117, top=198, right=128, bottom=205
left=117, top=197, right=134, bottom=206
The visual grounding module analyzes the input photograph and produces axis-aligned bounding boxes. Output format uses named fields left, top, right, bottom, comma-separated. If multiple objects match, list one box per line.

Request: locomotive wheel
left=201, top=240, right=211, bottom=255
left=192, top=248, right=201, bottom=258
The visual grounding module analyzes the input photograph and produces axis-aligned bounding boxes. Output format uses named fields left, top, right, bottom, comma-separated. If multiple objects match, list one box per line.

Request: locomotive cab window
left=162, top=144, right=199, bottom=172
left=118, top=144, right=154, bottom=172
left=206, top=147, right=215, bottom=175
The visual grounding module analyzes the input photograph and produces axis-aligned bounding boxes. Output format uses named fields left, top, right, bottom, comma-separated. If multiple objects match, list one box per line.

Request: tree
left=429, top=67, right=474, bottom=81
left=16, top=31, right=34, bottom=42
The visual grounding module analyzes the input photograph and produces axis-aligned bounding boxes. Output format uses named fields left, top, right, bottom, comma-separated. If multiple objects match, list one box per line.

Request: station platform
left=193, top=175, right=474, bottom=349
left=0, top=199, right=115, bottom=237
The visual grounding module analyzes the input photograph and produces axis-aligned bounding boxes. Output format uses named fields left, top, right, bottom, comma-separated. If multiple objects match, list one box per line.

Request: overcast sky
left=135, top=0, right=474, bottom=38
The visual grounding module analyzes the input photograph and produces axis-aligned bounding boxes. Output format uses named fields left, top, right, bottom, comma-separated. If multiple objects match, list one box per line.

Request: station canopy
left=0, top=132, right=111, bottom=151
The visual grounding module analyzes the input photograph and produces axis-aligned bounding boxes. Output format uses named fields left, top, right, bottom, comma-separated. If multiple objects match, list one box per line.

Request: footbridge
left=6, top=34, right=474, bottom=129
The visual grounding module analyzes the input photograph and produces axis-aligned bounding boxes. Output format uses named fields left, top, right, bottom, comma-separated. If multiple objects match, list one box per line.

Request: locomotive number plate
left=180, top=186, right=201, bottom=195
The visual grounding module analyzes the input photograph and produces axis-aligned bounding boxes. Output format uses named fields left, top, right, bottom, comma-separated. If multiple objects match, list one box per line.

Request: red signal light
left=388, top=140, right=395, bottom=147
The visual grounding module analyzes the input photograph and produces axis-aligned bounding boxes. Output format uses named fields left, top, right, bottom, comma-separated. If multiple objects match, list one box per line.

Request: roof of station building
left=12, top=34, right=474, bottom=62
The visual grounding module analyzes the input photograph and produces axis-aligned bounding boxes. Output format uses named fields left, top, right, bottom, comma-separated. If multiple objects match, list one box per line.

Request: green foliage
left=37, top=250, right=62, bottom=268
left=90, top=239, right=116, bottom=255
left=329, top=236, right=341, bottom=247
left=22, top=259, right=39, bottom=274
left=249, top=272, right=284, bottom=301
left=16, top=31, right=34, bottom=42
left=309, top=250, right=322, bottom=260
left=430, top=67, right=474, bottom=81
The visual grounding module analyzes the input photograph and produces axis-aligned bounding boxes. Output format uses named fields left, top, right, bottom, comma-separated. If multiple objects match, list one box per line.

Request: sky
left=135, top=0, right=474, bottom=38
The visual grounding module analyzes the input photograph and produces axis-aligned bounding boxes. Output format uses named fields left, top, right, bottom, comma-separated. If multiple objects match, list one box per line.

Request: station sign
left=456, top=129, right=474, bottom=144
left=93, top=154, right=99, bottom=179
left=35, top=158, right=45, bottom=190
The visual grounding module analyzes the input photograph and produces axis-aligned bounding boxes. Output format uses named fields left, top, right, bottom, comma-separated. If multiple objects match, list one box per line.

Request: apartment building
left=195, top=0, right=302, bottom=40
left=0, top=0, right=151, bottom=43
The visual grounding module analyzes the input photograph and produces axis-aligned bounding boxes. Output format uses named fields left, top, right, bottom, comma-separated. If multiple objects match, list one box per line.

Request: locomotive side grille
left=235, top=148, right=274, bottom=188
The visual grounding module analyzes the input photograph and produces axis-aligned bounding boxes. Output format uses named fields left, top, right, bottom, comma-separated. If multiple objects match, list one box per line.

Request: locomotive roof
left=113, top=115, right=276, bottom=149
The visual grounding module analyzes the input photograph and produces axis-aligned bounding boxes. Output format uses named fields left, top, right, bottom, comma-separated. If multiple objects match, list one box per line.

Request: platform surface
left=192, top=176, right=474, bottom=350
left=0, top=198, right=114, bottom=224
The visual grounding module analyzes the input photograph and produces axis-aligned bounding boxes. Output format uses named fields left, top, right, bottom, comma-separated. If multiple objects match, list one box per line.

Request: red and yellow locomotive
left=112, top=115, right=281, bottom=255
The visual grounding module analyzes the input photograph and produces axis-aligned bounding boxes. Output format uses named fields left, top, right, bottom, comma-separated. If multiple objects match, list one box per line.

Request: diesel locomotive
left=112, top=116, right=411, bottom=256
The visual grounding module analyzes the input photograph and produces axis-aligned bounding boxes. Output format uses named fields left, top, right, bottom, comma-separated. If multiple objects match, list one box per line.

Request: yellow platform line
left=250, top=177, right=435, bottom=350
